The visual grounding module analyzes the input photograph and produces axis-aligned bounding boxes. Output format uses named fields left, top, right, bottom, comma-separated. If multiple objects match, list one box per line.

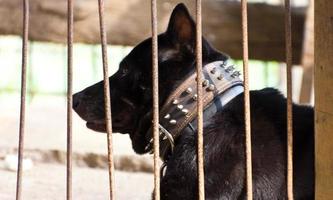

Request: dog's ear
left=166, top=3, right=196, bottom=48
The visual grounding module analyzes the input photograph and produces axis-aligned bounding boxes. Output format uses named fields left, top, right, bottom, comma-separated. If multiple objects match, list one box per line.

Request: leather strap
left=145, top=60, right=244, bottom=161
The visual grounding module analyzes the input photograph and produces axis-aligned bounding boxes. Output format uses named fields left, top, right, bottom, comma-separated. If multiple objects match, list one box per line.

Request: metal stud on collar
left=186, top=87, right=193, bottom=94
left=231, top=71, right=241, bottom=77
left=220, top=61, right=227, bottom=68
left=217, top=74, right=223, bottom=80
left=202, top=79, right=209, bottom=87
left=210, top=67, right=217, bottom=74
left=182, top=108, right=189, bottom=114
left=169, top=119, right=177, bottom=125
left=193, top=94, right=198, bottom=101
left=177, top=104, right=184, bottom=110
left=172, top=99, right=179, bottom=105
left=164, top=114, right=170, bottom=119
left=225, top=65, right=235, bottom=73
left=208, top=84, right=215, bottom=91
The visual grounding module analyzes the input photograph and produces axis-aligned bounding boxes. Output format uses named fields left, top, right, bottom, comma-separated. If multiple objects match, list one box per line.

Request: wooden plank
left=0, top=0, right=305, bottom=64
left=314, top=0, right=333, bottom=198
left=315, top=112, right=333, bottom=199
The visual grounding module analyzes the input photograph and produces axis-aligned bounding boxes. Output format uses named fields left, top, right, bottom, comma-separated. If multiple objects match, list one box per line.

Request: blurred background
left=0, top=0, right=312, bottom=199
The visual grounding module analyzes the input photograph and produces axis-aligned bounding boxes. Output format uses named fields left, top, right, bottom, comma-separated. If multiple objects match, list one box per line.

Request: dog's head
left=73, top=3, right=227, bottom=153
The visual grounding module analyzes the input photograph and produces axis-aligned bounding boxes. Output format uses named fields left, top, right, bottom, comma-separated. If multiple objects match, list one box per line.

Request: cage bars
left=97, top=0, right=116, bottom=199
left=66, top=0, right=74, bottom=199
left=151, top=0, right=161, bottom=200
left=13, top=0, right=296, bottom=199
left=284, top=0, right=294, bottom=199
left=15, top=0, right=29, bottom=199
left=241, top=0, right=253, bottom=199
left=195, top=1, right=206, bottom=200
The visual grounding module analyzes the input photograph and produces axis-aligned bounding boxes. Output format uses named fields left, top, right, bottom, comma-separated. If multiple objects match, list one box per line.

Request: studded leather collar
left=145, top=60, right=244, bottom=161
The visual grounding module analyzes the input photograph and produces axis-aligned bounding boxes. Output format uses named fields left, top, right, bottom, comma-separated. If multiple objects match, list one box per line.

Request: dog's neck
left=145, top=60, right=244, bottom=161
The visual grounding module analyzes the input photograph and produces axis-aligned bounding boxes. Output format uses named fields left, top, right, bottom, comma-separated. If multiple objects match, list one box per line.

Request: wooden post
left=314, top=0, right=333, bottom=199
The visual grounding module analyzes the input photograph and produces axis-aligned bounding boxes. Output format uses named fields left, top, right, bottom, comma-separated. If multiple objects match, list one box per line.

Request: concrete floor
left=0, top=162, right=153, bottom=200
left=0, top=94, right=136, bottom=155
left=0, top=95, right=154, bottom=199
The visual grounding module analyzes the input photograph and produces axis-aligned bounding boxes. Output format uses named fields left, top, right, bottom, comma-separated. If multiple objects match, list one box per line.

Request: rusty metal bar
left=284, top=0, right=294, bottom=199
left=66, top=0, right=74, bottom=199
left=15, top=0, right=29, bottom=199
left=151, top=0, right=160, bottom=199
left=195, top=0, right=205, bottom=199
left=241, top=0, right=253, bottom=199
left=97, top=0, right=116, bottom=199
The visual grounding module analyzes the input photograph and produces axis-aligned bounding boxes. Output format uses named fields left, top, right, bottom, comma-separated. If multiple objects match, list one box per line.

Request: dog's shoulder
left=233, top=87, right=312, bottom=118
left=211, top=87, right=314, bottom=134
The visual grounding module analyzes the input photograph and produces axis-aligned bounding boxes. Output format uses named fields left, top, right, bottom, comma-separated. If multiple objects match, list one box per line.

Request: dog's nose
left=72, top=93, right=81, bottom=110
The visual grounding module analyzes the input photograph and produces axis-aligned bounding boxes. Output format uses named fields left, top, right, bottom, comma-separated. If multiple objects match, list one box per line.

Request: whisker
left=120, top=97, right=136, bottom=109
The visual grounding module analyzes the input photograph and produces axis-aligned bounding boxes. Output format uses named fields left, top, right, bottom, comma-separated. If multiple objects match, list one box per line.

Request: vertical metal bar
left=66, top=0, right=74, bottom=199
left=15, top=0, right=29, bottom=199
left=195, top=1, right=205, bottom=199
left=241, top=0, right=253, bottom=199
left=97, top=0, right=116, bottom=199
left=151, top=0, right=160, bottom=200
left=284, top=0, right=294, bottom=199
left=28, top=42, right=34, bottom=101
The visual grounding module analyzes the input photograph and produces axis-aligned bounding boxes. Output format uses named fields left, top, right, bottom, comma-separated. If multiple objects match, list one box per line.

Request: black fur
left=73, top=3, right=314, bottom=199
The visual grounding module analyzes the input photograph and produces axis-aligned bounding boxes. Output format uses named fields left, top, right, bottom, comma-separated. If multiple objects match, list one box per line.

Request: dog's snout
left=72, top=93, right=82, bottom=110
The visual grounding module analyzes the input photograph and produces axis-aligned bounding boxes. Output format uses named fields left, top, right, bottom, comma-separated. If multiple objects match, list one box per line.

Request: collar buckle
left=159, top=124, right=175, bottom=152
left=146, top=124, right=175, bottom=154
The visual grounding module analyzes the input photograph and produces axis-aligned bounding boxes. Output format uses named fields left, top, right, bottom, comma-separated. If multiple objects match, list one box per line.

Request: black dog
left=73, top=3, right=314, bottom=199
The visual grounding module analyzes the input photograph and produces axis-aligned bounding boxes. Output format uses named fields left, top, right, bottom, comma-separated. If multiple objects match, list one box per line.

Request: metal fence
left=15, top=0, right=294, bottom=199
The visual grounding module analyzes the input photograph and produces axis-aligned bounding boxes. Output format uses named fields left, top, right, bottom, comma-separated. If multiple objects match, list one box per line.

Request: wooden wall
left=0, top=0, right=305, bottom=64
left=314, top=0, right=333, bottom=198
